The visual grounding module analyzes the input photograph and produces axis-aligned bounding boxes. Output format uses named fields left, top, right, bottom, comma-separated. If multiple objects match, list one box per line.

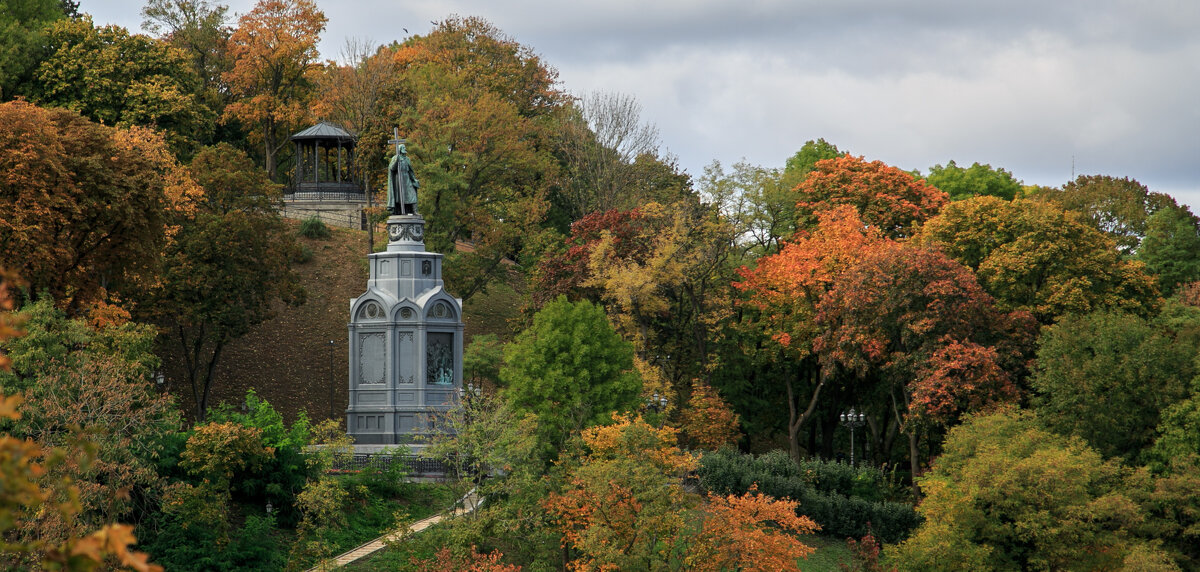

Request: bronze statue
left=386, top=131, right=419, bottom=215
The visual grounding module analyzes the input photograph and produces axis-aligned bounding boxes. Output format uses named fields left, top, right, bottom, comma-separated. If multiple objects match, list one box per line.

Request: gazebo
left=289, top=121, right=361, bottom=199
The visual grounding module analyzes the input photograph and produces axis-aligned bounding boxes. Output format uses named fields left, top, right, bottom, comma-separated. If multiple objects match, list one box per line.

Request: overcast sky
left=84, top=0, right=1200, bottom=208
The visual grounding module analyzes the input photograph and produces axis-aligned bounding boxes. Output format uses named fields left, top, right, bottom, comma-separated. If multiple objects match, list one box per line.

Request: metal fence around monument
left=333, top=453, right=465, bottom=478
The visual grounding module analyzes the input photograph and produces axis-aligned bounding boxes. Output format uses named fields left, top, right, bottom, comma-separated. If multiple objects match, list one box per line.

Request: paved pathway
left=306, top=489, right=481, bottom=571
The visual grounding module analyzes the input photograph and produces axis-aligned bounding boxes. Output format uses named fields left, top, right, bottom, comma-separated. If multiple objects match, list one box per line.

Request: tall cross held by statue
left=389, top=127, right=405, bottom=155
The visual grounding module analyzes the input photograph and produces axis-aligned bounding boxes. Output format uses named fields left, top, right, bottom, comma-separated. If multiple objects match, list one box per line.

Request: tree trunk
left=787, top=366, right=824, bottom=464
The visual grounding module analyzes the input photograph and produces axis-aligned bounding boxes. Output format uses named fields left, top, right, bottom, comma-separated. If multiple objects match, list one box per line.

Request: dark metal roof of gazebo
left=290, top=121, right=356, bottom=143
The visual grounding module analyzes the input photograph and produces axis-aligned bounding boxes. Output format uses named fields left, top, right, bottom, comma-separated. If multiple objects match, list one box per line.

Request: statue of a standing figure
left=386, top=138, right=419, bottom=216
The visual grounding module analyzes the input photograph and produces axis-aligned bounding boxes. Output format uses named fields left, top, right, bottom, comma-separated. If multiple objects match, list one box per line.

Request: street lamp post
left=839, top=408, right=866, bottom=466
left=328, top=340, right=335, bottom=420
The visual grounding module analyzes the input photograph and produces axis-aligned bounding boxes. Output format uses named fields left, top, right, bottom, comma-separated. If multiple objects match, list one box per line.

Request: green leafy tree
left=893, top=408, right=1169, bottom=572
left=142, top=144, right=304, bottom=420
left=1044, top=174, right=1177, bottom=255
left=783, top=138, right=844, bottom=180
left=700, top=159, right=795, bottom=256
left=32, top=17, right=215, bottom=155
left=140, top=0, right=231, bottom=95
left=500, top=296, right=642, bottom=456
left=922, top=159, right=1023, bottom=201
left=0, top=298, right=181, bottom=553
left=0, top=0, right=66, bottom=98
left=1138, top=205, right=1200, bottom=296
left=0, top=270, right=162, bottom=570
left=919, top=196, right=1160, bottom=324
left=1033, top=310, right=1193, bottom=463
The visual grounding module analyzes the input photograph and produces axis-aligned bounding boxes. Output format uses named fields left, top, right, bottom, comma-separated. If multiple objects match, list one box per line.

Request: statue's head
left=398, top=144, right=407, bottom=154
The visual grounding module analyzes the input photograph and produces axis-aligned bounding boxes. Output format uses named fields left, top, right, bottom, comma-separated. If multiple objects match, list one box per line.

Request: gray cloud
left=83, top=0, right=1200, bottom=208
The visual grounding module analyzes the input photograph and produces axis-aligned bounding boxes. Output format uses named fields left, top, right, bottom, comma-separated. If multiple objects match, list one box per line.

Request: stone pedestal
left=346, top=214, right=464, bottom=445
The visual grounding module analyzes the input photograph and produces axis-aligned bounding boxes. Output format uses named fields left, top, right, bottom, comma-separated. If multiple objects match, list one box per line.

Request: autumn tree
left=545, top=414, right=696, bottom=570
left=733, top=206, right=889, bottom=461
left=0, top=100, right=199, bottom=313
left=546, top=415, right=816, bottom=571
left=500, top=297, right=642, bottom=456
left=532, top=199, right=737, bottom=391
left=223, top=0, right=325, bottom=180
left=893, top=408, right=1171, bottom=571
left=814, top=244, right=1032, bottom=483
left=386, top=16, right=565, bottom=301
left=921, top=159, right=1023, bottom=201
left=32, top=16, right=215, bottom=155
left=681, top=380, right=741, bottom=450
left=795, top=155, right=947, bottom=239
left=141, top=143, right=304, bottom=420
left=918, top=196, right=1160, bottom=324
left=1138, top=204, right=1200, bottom=295
left=1044, top=174, right=1177, bottom=254
left=1033, top=310, right=1193, bottom=463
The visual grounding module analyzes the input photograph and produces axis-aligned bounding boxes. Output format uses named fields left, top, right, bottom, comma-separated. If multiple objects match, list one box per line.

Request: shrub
left=298, top=216, right=331, bottom=239
left=697, top=449, right=921, bottom=543
left=295, top=244, right=314, bottom=264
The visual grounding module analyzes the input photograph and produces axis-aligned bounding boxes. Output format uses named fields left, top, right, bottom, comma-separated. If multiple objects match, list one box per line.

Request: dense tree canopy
left=1033, top=310, right=1194, bottom=463
left=1138, top=204, right=1200, bottom=296
left=32, top=17, right=214, bottom=155
left=1044, top=174, right=1177, bottom=255
left=895, top=409, right=1172, bottom=571
left=922, top=159, right=1023, bottom=201
left=0, top=0, right=66, bottom=98
left=0, top=100, right=198, bottom=313
left=795, top=155, right=947, bottom=239
left=500, top=297, right=642, bottom=455
left=919, top=196, right=1160, bottom=324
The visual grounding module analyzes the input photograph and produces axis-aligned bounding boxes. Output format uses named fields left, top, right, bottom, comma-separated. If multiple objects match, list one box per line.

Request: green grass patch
left=802, top=534, right=855, bottom=571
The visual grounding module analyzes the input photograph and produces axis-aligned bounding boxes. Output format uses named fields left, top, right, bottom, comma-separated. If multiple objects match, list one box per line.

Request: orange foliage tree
left=795, top=155, right=947, bottom=239
left=681, top=381, right=741, bottom=450
left=0, top=100, right=198, bottom=314
left=733, top=205, right=889, bottom=461
left=682, top=486, right=818, bottom=572
left=545, top=414, right=816, bottom=570
left=544, top=414, right=697, bottom=571
left=411, top=546, right=522, bottom=572
left=223, top=0, right=325, bottom=180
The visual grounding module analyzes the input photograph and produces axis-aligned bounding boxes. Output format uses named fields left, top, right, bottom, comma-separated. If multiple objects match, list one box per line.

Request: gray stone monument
left=346, top=139, right=463, bottom=446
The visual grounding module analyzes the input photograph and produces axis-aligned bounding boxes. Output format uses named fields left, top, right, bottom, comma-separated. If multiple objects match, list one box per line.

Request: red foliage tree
left=814, top=245, right=1032, bottom=488
left=795, top=155, right=948, bottom=239
left=733, top=205, right=889, bottom=461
